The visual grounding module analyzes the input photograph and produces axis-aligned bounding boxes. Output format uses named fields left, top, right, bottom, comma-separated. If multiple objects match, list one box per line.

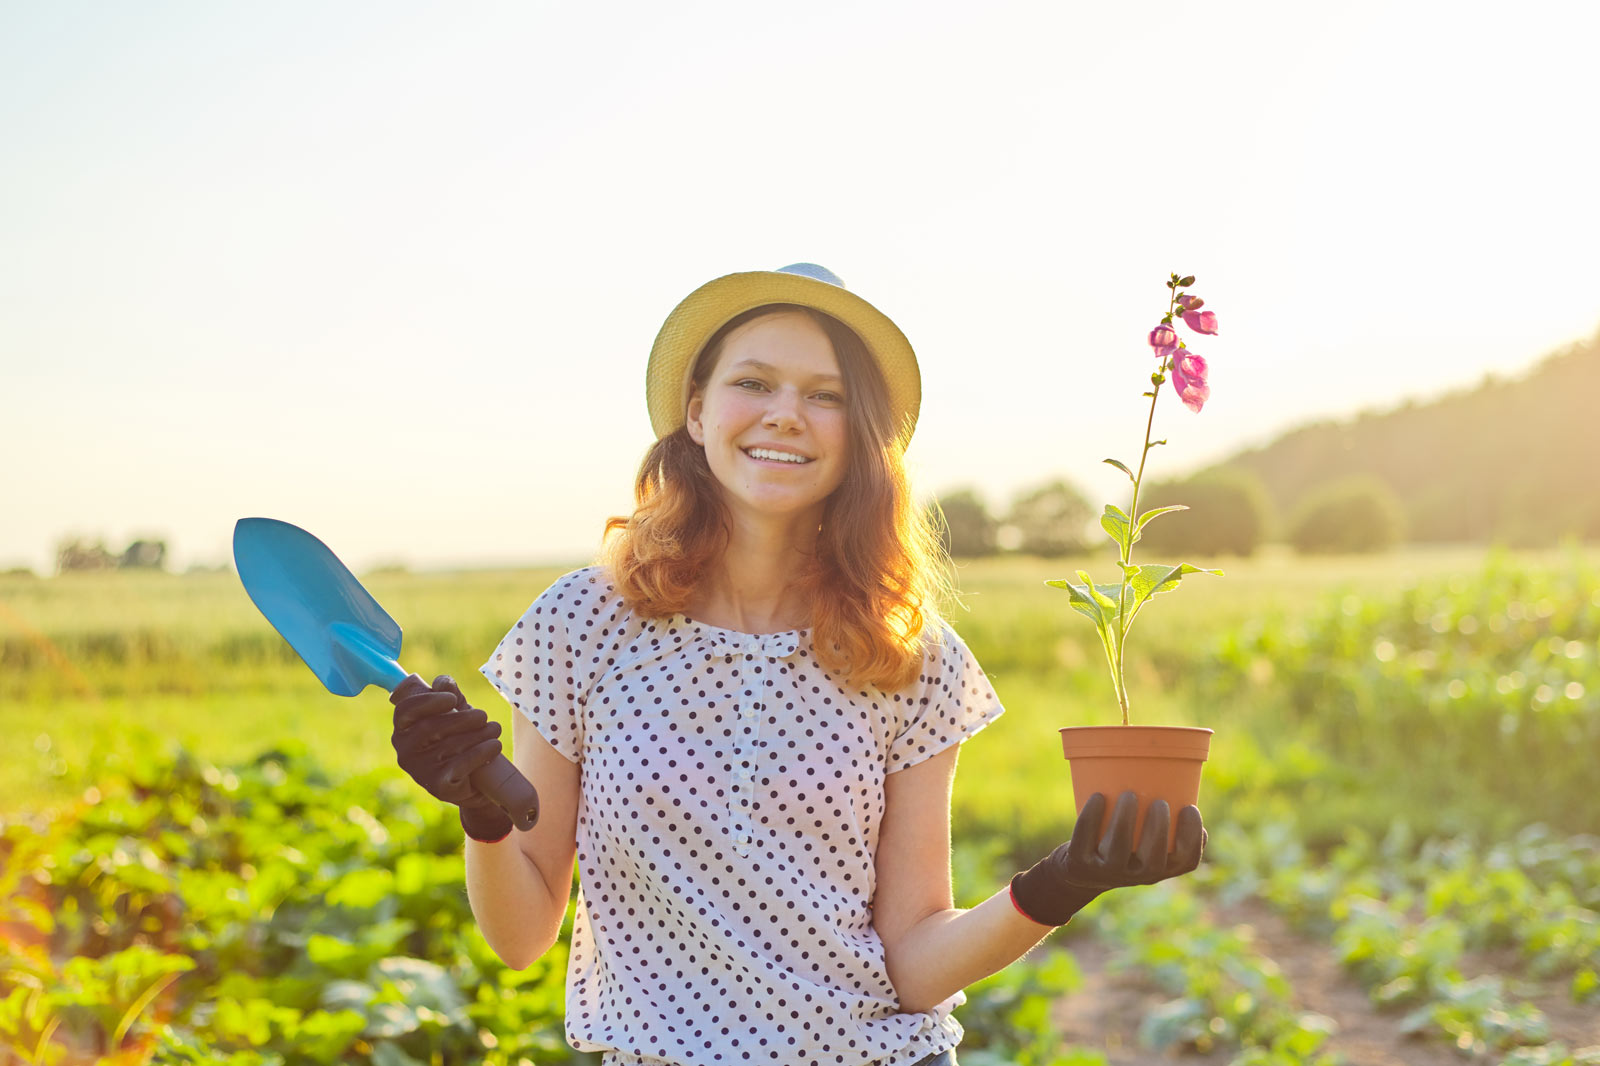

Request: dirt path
left=1049, top=897, right=1598, bottom=1065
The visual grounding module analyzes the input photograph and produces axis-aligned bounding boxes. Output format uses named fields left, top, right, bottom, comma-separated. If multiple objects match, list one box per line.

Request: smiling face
left=685, top=310, right=850, bottom=532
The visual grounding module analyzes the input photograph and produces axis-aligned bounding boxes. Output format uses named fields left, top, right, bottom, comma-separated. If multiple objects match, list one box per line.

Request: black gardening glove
left=1010, top=791, right=1207, bottom=926
left=391, top=674, right=516, bottom=842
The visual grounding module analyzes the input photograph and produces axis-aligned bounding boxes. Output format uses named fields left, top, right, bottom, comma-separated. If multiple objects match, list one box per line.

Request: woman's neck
left=688, top=512, right=820, bottom=634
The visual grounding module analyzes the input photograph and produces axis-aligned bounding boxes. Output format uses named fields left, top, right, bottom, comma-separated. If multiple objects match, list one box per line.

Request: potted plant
left=1048, top=273, right=1222, bottom=849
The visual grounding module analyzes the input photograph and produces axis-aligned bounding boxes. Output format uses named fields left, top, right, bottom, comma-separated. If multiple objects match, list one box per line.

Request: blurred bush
left=1135, top=470, right=1274, bottom=557
left=1288, top=475, right=1406, bottom=554
left=932, top=487, right=1000, bottom=558
left=1001, top=478, right=1093, bottom=557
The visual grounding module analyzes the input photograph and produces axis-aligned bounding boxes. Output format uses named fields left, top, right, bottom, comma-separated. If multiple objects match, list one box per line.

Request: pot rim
left=1059, top=724, right=1213, bottom=761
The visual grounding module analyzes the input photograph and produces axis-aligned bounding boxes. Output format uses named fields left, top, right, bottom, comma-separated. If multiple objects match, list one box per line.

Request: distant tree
left=931, top=488, right=999, bottom=558
left=120, top=538, right=168, bottom=570
left=1135, top=470, right=1274, bottom=557
left=1003, top=479, right=1093, bottom=557
left=1288, top=476, right=1406, bottom=554
left=55, top=538, right=117, bottom=573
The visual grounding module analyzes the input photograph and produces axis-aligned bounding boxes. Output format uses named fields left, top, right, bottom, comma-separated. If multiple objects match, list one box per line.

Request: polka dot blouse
left=480, top=567, right=1005, bottom=1066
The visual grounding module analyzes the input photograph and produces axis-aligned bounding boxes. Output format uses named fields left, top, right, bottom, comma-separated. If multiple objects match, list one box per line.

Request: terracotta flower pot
left=1059, top=725, right=1213, bottom=852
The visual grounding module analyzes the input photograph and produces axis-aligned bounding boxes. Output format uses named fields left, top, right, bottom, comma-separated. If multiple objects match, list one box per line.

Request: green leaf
left=1100, top=505, right=1132, bottom=552
left=326, top=868, right=394, bottom=909
left=1079, top=570, right=1122, bottom=614
left=370, top=957, right=467, bottom=1021
left=1134, top=505, right=1188, bottom=537
left=1046, top=575, right=1126, bottom=707
left=1046, top=578, right=1107, bottom=627
left=284, top=1009, right=366, bottom=1060
left=1122, top=562, right=1224, bottom=628
left=1103, top=458, right=1135, bottom=482
left=364, top=1001, right=421, bottom=1040
left=319, top=979, right=376, bottom=1016
left=1178, top=274, right=1196, bottom=287
left=1046, top=575, right=1130, bottom=632
left=370, top=1034, right=427, bottom=1063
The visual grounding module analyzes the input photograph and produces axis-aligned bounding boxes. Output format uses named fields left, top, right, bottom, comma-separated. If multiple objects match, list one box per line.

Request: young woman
left=390, top=264, right=1206, bottom=1066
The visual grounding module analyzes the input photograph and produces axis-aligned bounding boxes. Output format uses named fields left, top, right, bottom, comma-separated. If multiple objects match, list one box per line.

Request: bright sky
left=3, top=1, right=1596, bottom=573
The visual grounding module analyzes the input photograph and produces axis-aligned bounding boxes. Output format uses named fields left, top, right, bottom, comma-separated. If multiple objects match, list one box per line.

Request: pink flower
left=1170, top=350, right=1210, bottom=412
left=1182, top=309, right=1218, bottom=335
left=1148, top=323, right=1178, bottom=359
left=1177, top=294, right=1205, bottom=311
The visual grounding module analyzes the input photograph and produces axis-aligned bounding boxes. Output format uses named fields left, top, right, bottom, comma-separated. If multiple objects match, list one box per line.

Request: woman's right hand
left=391, top=674, right=514, bottom=841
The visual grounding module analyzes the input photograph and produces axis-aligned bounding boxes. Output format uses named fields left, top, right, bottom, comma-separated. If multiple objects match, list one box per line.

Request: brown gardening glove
left=1010, top=791, right=1207, bottom=926
left=391, top=674, right=515, bottom=842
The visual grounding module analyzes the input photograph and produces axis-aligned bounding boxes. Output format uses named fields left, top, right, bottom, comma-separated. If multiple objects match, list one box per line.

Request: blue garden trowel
left=232, top=517, right=538, bottom=830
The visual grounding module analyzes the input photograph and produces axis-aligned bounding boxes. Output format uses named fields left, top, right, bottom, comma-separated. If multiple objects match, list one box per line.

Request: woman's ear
left=685, top=393, right=705, bottom=445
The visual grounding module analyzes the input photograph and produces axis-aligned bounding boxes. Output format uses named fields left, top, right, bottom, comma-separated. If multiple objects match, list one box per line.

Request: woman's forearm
left=882, top=888, right=1056, bottom=1013
left=464, top=835, right=571, bottom=969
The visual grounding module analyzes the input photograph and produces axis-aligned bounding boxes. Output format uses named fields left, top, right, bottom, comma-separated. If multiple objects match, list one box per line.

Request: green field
left=4, top=547, right=1598, bottom=1064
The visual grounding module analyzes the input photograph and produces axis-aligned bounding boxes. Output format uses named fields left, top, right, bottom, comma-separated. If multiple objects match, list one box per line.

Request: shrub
left=1288, top=475, right=1406, bottom=554
left=1002, top=479, right=1093, bottom=557
left=932, top=488, right=999, bottom=557
left=1134, top=470, right=1274, bottom=557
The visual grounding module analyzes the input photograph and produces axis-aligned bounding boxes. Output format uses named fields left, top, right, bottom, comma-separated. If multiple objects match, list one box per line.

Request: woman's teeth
left=745, top=448, right=811, bottom=464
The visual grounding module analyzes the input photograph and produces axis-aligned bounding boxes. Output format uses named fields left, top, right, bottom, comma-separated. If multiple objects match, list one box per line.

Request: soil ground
left=1050, top=898, right=1600, bottom=1065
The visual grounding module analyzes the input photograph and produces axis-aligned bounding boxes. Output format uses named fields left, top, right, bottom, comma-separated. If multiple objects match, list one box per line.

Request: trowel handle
left=390, top=675, right=540, bottom=832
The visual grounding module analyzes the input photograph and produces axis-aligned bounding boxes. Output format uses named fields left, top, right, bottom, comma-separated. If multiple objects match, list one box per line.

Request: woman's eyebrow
left=726, top=358, right=844, bottom=385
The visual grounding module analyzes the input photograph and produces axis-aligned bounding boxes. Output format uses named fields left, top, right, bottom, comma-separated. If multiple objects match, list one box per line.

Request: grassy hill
left=1207, top=327, right=1600, bottom=545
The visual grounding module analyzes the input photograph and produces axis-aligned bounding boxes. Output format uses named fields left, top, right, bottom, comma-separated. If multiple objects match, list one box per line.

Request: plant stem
left=1112, top=287, right=1177, bottom=725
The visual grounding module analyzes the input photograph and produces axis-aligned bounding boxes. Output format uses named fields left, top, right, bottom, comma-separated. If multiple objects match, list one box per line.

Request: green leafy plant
left=1049, top=274, right=1223, bottom=722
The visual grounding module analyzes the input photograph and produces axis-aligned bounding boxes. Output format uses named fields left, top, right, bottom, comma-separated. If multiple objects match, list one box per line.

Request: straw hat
left=646, top=263, right=921, bottom=444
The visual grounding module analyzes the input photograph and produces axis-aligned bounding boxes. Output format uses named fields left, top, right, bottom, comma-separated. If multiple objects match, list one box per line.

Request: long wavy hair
left=601, top=304, right=949, bottom=690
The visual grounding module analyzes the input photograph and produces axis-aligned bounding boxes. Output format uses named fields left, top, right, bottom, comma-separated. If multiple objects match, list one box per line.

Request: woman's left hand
left=1009, top=791, right=1206, bottom=926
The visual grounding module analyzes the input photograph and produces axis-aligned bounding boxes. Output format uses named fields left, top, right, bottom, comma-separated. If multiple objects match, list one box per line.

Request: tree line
left=939, top=325, right=1600, bottom=559
left=933, top=470, right=1404, bottom=560
left=54, top=536, right=169, bottom=573
left=1211, top=328, right=1600, bottom=547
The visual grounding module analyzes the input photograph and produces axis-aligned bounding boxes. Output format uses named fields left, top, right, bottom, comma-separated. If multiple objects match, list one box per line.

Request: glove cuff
left=460, top=803, right=514, bottom=844
left=1009, top=859, right=1102, bottom=927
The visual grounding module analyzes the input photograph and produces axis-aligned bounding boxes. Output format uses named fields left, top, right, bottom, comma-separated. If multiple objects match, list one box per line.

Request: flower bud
left=1176, top=294, right=1205, bottom=311
left=1181, top=309, right=1218, bottom=335
left=1178, top=275, right=1196, bottom=287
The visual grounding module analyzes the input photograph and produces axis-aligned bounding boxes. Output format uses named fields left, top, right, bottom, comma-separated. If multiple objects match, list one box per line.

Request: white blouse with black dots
left=480, top=566, right=1005, bottom=1066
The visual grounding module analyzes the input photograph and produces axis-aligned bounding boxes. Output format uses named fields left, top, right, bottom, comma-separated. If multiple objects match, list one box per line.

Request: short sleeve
left=479, top=567, right=617, bottom=764
left=886, top=622, right=1005, bottom=772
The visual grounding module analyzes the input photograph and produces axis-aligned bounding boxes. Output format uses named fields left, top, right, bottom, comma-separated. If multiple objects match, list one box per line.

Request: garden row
left=1, top=742, right=1117, bottom=1066
left=1200, top=548, right=1600, bottom=841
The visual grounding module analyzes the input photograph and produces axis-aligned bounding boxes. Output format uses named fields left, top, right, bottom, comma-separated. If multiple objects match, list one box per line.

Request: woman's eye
left=735, top=379, right=767, bottom=391
left=813, top=391, right=844, bottom=404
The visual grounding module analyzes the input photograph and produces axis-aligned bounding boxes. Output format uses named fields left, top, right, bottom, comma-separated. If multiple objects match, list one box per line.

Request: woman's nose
left=763, top=388, right=803, bottom=430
